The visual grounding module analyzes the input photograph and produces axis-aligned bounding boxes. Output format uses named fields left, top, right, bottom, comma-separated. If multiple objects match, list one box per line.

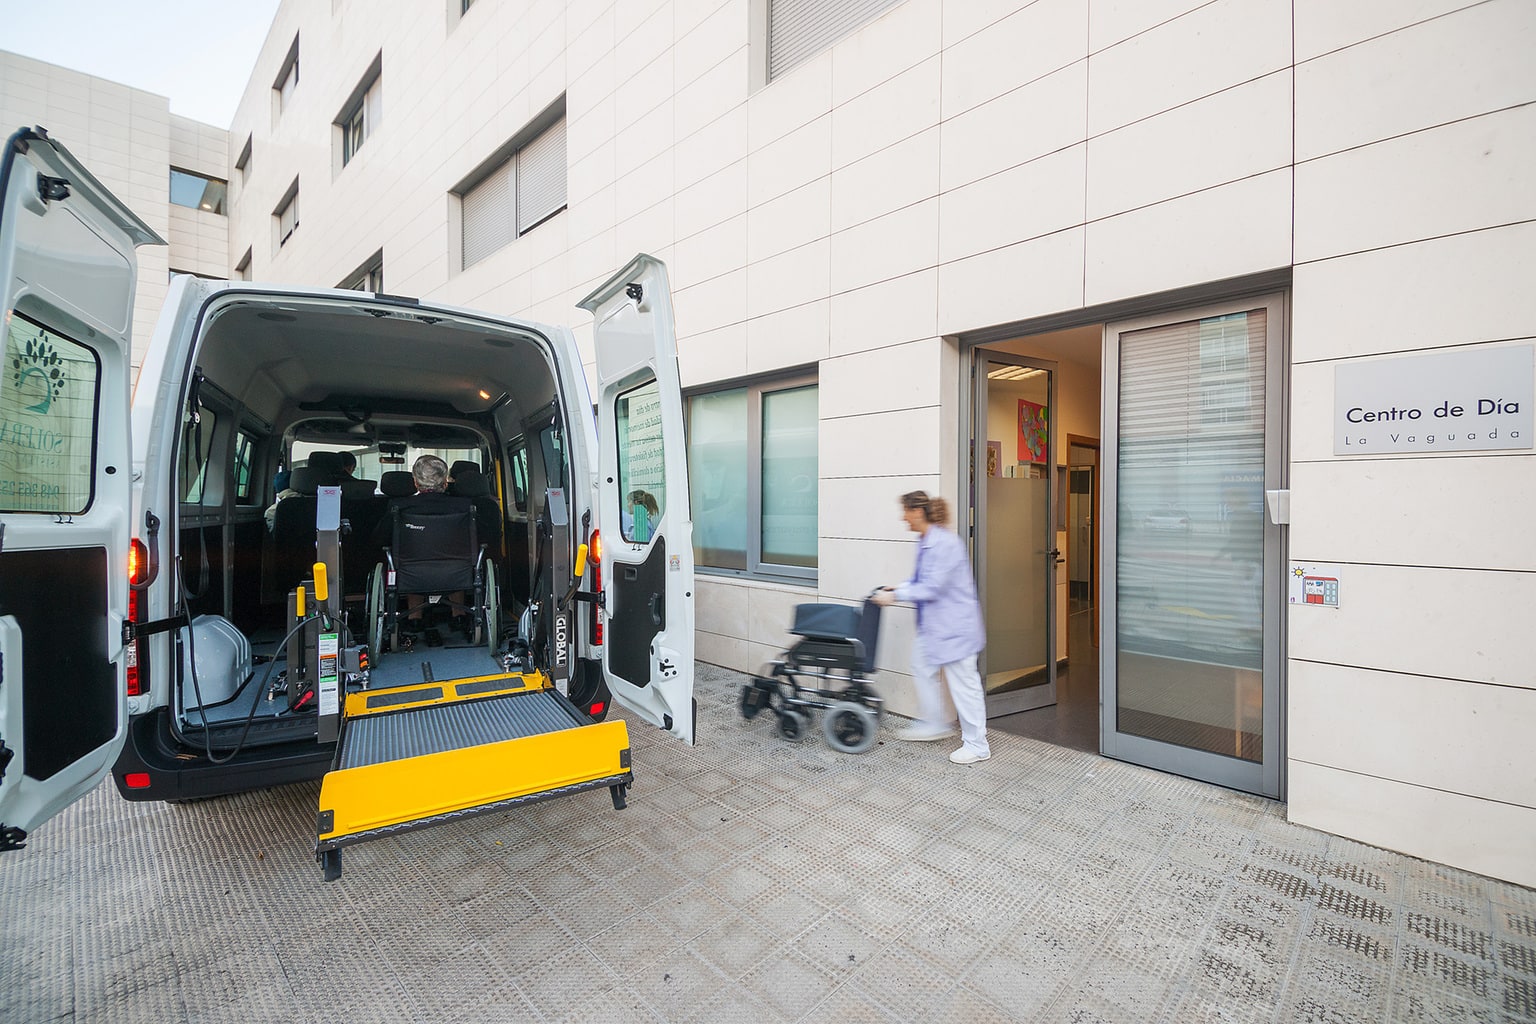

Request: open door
left=0, top=128, right=160, bottom=845
left=580, top=255, right=696, bottom=744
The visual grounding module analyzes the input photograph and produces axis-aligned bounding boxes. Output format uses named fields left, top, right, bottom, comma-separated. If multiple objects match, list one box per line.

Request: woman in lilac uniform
left=872, top=490, right=990, bottom=764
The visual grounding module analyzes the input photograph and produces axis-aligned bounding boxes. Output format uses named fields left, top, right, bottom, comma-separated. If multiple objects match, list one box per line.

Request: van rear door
left=581, top=255, right=696, bottom=744
left=0, top=128, right=158, bottom=846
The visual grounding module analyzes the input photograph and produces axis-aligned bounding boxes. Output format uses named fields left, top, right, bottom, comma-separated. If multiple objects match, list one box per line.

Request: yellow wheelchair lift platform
left=314, top=671, right=631, bottom=881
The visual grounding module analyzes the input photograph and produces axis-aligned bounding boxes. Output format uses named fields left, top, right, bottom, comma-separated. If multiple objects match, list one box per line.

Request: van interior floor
left=369, top=642, right=506, bottom=689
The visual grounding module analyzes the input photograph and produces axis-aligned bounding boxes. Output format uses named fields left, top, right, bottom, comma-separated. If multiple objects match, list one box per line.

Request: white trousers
left=911, top=637, right=989, bottom=754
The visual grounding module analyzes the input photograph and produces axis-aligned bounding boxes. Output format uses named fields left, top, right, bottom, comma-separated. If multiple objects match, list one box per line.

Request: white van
left=0, top=128, right=695, bottom=879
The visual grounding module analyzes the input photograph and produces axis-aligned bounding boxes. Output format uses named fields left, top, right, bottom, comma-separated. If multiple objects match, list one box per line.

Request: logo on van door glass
left=11, top=334, right=68, bottom=415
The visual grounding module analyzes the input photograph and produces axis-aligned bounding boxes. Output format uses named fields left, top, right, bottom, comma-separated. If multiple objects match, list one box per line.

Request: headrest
left=449, top=468, right=490, bottom=498
left=272, top=469, right=291, bottom=492
left=289, top=466, right=321, bottom=495
left=305, top=450, right=345, bottom=485
left=380, top=471, right=416, bottom=497
left=449, top=459, right=481, bottom=481
left=340, top=478, right=377, bottom=500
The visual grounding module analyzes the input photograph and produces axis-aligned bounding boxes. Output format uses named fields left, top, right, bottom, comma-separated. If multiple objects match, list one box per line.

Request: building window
left=274, top=180, right=299, bottom=250
left=169, top=169, right=227, bottom=214
left=339, top=250, right=384, bottom=292
left=234, top=248, right=252, bottom=281
left=337, top=56, right=382, bottom=167
left=687, top=374, right=818, bottom=579
left=767, top=0, right=906, bottom=81
left=457, top=104, right=566, bottom=270
left=235, top=135, right=252, bottom=185
left=274, top=35, right=300, bottom=113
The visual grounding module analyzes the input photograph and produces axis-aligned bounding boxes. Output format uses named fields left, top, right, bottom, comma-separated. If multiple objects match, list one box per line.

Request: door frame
left=1099, top=293, right=1289, bottom=799
left=970, top=348, right=1059, bottom=718
left=1065, top=433, right=1100, bottom=653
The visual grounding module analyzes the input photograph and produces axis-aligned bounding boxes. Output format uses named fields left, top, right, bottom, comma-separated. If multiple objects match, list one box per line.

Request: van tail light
left=589, top=701, right=606, bottom=717
left=588, top=529, right=603, bottom=646
left=126, top=539, right=148, bottom=697
left=123, top=772, right=151, bottom=790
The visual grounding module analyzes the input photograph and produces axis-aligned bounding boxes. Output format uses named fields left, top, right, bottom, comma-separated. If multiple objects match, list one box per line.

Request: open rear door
left=580, top=255, right=696, bottom=744
left=0, top=128, right=158, bottom=847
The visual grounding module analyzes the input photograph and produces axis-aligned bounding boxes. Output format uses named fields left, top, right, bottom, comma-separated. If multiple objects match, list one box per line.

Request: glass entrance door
left=1101, top=296, right=1286, bottom=797
left=974, top=352, right=1057, bottom=716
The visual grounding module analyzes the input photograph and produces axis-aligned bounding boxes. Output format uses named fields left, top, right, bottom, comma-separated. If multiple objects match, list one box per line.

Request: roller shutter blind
left=516, top=117, right=567, bottom=232
left=769, top=0, right=906, bottom=80
left=461, top=160, right=515, bottom=269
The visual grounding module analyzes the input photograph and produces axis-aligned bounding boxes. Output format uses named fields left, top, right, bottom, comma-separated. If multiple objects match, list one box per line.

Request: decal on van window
left=0, top=312, right=100, bottom=514
left=616, top=379, right=665, bottom=543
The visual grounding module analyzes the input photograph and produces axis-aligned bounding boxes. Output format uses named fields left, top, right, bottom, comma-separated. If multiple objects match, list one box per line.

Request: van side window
left=0, top=312, right=101, bottom=515
left=233, top=430, right=258, bottom=503
left=615, top=379, right=665, bottom=543
left=507, top=442, right=529, bottom=514
left=180, top=402, right=219, bottom=504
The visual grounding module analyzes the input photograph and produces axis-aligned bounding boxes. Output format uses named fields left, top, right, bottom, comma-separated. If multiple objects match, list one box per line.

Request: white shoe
left=949, top=746, right=991, bottom=765
left=894, top=723, right=955, bottom=742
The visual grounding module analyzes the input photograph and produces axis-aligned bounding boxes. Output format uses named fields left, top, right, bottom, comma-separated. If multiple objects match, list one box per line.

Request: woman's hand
left=871, top=587, right=896, bottom=607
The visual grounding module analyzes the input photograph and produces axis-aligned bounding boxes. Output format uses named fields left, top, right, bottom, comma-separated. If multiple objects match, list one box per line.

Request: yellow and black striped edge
left=343, top=671, right=549, bottom=718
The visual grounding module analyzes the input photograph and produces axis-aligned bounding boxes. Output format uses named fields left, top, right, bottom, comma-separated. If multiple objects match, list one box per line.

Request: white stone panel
left=1086, top=0, right=1291, bottom=136
left=1295, top=1, right=1536, bottom=161
left=821, top=475, right=941, bottom=542
left=746, top=49, right=832, bottom=152
left=675, top=48, right=748, bottom=142
left=937, top=227, right=1085, bottom=336
left=673, top=0, right=748, bottom=90
left=820, top=338, right=943, bottom=419
left=1288, top=455, right=1536, bottom=571
left=746, top=114, right=832, bottom=209
left=675, top=266, right=748, bottom=336
left=674, top=159, right=747, bottom=241
left=830, top=57, right=941, bottom=172
left=938, top=144, right=1085, bottom=264
left=1294, top=0, right=1490, bottom=61
left=1086, top=71, right=1291, bottom=221
left=676, top=320, right=748, bottom=388
left=1292, top=224, right=1536, bottom=366
left=942, top=0, right=1087, bottom=117
left=1085, top=169, right=1292, bottom=306
left=830, top=128, right=939, bottom=235
left=675, top=104, right=748, bottom=192
left=745, top=299, right=830, bottom=375
left=672, top=213, right=748, bottom=292
left=1287, top=564, right=1536, bottom=689
left=747, top=176, right=831, bottom=263
left=746, top=238, right=831, bottom=319
left=1088, top=0, right=1211, bottom=52
left=696, top=629, right=750, bottom=671
left=1287, top=759, right=1536, bottom=889
left=695, top=576, right=750, bottom=637
left=829, top=0, right=942, bottom=105
left=829, top=199, right=939, bottom=295
left=828, top=269, right=940, bottom=357
left=819, top=538, right=923, bottom=607
left=1294, top=104, right=1536, bottom=263
left=821, top=406, right=944, bottom=479
left=939, top=61, right=1087, bottom=193
left=748, top=586, right=813, bottom=647
left=943, top=0, right=1036, bottom=48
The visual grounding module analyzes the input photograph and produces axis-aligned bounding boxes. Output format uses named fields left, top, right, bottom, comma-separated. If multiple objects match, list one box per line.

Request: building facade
left=0, top=51, right=230, bottom=372
left=67, top=0, right=1536, bottom=887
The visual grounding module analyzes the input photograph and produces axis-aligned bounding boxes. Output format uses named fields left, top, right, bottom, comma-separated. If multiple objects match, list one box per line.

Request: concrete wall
left=223, top=1, right=1536, bottom=884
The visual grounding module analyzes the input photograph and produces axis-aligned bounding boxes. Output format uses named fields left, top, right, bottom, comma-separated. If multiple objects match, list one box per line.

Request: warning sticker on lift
left=318, top=632, right=340, bottom=717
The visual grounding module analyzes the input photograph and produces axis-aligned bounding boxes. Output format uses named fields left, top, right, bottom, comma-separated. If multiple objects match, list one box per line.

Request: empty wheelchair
left=365, top=497, right=499, bottom=657
left=740, top=598, right=884, bottom=753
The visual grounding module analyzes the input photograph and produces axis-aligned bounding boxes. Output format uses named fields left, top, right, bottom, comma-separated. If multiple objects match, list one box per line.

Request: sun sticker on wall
left=11, top=331, right=68, bottom=414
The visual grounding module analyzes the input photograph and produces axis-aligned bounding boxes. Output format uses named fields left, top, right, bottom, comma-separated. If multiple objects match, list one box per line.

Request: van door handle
left=649, top=592, right=665, bottom=627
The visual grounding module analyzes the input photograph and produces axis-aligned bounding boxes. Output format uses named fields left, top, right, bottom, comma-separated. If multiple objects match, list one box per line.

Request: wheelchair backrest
left=390, top=496, right=479, bottom=595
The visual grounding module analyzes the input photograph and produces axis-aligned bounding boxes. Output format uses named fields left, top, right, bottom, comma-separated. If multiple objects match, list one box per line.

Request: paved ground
left=3, top=664, right=1534, bottom=1023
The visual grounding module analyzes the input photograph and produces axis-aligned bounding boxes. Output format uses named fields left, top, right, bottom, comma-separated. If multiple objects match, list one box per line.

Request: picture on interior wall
left=987, top=441, right=1001, bottom=478
left=1018, top=400, right=1048, bottom=464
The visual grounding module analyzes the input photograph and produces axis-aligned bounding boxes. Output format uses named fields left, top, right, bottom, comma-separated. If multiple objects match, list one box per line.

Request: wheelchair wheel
left=823, top=701, right=879, bottom=754
left=775, top=708, right=809, bottom=743
left=484, top=561, right=500, bottom=657
left=366, top=563, right=385, bottom=655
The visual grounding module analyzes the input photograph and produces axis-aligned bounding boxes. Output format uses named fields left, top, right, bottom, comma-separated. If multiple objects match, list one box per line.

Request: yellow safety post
left=313, top=562, right=329, bottom=603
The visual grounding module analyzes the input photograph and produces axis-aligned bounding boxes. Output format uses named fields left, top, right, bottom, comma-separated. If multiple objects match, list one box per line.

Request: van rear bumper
left=112, top=709, right=332, bottom=802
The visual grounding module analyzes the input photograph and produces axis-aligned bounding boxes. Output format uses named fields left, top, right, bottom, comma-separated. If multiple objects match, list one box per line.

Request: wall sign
left=1334, top=345, right=1533, bottom=455
left=1289, top=562, right=1343, bottom=609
